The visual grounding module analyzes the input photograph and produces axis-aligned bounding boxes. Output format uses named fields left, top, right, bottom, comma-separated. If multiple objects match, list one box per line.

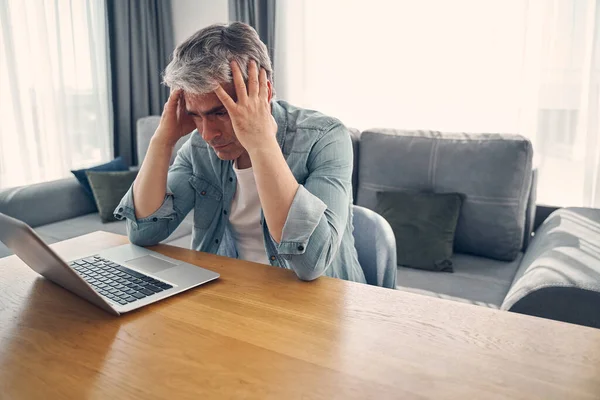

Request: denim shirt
left=114, top=100, right=366, bottom=283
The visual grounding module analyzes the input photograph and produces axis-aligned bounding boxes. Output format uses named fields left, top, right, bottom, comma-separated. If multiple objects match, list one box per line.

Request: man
left=114, top=22, right=365, bottom=283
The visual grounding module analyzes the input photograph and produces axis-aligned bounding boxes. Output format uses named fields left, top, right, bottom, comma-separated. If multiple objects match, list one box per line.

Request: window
left=0, top=0, right=112, bottom=189
left=276, top=0, right=600, bottom=207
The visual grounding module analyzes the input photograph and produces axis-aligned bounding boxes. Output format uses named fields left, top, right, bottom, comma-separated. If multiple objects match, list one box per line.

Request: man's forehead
left=184, top=83, right=235, bottom=113
left=184, top=92, right=222, bottom=111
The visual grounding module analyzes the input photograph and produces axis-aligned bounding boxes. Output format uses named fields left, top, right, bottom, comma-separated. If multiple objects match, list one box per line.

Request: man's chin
left=213, top=147, right=243, bottom=160
left=215, top=152, right=236, bottom=160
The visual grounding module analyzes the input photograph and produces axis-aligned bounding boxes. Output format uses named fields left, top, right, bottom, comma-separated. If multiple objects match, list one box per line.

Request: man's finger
left=230, top=60, right=248, bottom=101
left=176, top=92, right=185, bottom=121
left=164, top=89, right=181, bottom=115
left=258, top=68, right=268, bottom=101
left=247, top=59, right=259, bottom=97
left=214, top=84, right=237, bottom=111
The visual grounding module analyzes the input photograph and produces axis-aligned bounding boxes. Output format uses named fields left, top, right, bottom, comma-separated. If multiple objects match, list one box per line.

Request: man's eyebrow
left=186, top=105, right=227, bottom=116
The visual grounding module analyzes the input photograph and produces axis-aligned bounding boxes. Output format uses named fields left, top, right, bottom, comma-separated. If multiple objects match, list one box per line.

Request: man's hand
left=215, top=59, right=298, bottom=244
left=154, top=89, right=196, bottom=147
left=214, top=60, right=277, bottom=154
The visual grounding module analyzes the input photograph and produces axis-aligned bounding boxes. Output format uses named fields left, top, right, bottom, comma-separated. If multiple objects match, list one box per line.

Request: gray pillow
left=374, top=191, right=464, bottom=272
left=86, top=170, right=138, bottom=223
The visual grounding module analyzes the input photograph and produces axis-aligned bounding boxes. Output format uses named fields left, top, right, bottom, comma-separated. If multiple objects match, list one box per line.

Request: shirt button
left=152, top=217, right=158, bottom=222
left=215, top=239, right=219, bottom=244
left=229, top=177, right=233, bottom=182
left=201, top=191, right=206, bottom=196
left=297, top=245, right=304, bottom=251
left=223, top=210, right=227, bottom=215
left=270, top=256, right=276, bottom=261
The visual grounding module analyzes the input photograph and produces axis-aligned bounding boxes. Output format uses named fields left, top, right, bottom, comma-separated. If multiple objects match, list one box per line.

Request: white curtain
left=0, top=0, right=112, bottom=190
left=519, top=0, right=600, bottom=207
left=276, top=0, right=600, bottom=208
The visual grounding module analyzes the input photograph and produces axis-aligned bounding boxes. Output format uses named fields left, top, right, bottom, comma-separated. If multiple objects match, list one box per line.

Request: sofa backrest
left=0, top=177, right=96, bottom=228
left=136, top=116, right=191, bottom=166
left=355, top=130, right=534, bottom=262
left=135, top=118, right=535, bottom=260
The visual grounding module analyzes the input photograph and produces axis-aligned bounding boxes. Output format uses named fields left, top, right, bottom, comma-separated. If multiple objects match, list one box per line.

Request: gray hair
left=163, top=22, right=273, bottom=95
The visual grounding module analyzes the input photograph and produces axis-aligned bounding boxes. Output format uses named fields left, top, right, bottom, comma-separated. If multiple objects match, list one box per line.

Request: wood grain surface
left=0, top=231, right=599, bottom=400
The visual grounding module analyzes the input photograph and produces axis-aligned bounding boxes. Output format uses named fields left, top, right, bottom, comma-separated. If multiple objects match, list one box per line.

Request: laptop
left=0, top=212, right=220, bottom=316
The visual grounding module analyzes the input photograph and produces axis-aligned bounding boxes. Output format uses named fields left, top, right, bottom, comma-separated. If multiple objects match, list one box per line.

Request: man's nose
left=199, top=118, right=221, bottom=142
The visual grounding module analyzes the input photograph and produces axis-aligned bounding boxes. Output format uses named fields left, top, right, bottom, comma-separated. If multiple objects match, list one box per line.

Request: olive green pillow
left=86, top=170, right=138, bottom=223
left=374, top=191, right=464, bottom=272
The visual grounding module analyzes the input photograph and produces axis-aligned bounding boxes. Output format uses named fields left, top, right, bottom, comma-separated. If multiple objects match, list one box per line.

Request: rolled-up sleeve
left=269, top=123, right=354, bottom=281
left=113, top=138, right=196, bottom=246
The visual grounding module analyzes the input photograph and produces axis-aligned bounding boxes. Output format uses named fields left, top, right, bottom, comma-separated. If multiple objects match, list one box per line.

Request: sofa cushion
left=396, top=252, right=523, bottom=308
left=36, top=212, right=194, bottom=242
left=356, top=130, right=533, bottom=261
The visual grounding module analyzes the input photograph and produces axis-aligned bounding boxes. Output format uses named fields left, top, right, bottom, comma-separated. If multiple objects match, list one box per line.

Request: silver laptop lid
left=0, top=212, right=118, bottom=315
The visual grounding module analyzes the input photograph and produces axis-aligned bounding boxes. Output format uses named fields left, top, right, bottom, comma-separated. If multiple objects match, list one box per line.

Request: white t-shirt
left=229, top=162, right=270, bottom=265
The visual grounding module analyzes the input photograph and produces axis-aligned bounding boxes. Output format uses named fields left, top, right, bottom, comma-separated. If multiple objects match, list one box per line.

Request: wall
left=171, top=0, right=228, bottom=46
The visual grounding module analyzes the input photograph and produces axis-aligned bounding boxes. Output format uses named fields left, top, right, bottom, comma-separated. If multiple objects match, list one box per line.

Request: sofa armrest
left=533, top=204, right=562, bottom=232
left=501, top=207, right=600, bottom=328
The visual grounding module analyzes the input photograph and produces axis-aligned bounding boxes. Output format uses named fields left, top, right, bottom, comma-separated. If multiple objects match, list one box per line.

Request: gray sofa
left=1, top=118, right=599, bottom=328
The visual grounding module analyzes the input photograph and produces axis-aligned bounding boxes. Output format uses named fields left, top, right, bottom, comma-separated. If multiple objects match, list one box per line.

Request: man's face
left=183, top=83, right=246, bottom=161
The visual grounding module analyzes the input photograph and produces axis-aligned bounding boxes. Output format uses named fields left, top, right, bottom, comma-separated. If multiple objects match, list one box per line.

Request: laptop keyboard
left=69, top=255, right=173, bottom=306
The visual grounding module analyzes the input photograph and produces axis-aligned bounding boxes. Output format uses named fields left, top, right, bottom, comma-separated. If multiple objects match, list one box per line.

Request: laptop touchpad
left=125, top=255, right=178, bottom=274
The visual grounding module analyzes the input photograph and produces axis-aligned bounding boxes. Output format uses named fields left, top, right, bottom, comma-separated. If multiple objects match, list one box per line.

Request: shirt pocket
left=189, top=175, right=223, bottom=229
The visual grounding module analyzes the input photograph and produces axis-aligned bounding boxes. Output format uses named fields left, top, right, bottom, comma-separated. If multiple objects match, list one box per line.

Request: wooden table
left=0, top=231, right=599, bottom=399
